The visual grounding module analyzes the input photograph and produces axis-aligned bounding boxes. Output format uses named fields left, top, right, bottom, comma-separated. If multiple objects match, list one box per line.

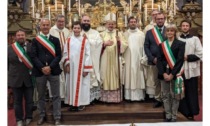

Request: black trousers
left=178, top=77, right=200, bottom=117
left=12, top=84, right=34, bottom=122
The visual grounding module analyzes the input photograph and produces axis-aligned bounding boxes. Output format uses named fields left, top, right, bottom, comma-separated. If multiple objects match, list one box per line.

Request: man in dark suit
left=8, top=29, right=34, bottom=126
left=31, top=18, right=62, bottom=125
left=144, top=12, right=166, bottom=108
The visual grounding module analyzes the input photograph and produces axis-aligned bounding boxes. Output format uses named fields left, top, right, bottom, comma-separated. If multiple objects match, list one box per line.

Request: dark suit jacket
left=8, top=43, right=33, bottom=88
left=31, top=35, right=62, bottom=77
left=144, top=26, right=167, bottom=65
left=157, top=39, right=185, bottom=80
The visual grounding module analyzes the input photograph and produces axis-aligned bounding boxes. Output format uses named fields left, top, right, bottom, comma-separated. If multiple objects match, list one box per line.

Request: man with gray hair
left=31, top=18, right=62, bottom=125
left=143, top=9, right=160, bottom=34
left=50, top=14, right=70, bottom=107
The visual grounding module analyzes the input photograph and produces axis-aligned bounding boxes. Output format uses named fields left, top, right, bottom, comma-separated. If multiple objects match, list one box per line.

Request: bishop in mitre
left=123, top=16, right=146, bottom=101
left=100, top=12, right=128, bottom=103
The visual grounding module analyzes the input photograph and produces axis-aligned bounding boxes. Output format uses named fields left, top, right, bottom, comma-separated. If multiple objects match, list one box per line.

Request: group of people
left=8, top=10, right=202, bottom=126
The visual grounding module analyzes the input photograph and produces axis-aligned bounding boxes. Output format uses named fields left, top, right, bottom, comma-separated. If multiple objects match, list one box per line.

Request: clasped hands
left=65, top=64, right=88, bottom=77
left=163, top=73, right=174, bottom=81
left=42, top=66, right=51, bottom=75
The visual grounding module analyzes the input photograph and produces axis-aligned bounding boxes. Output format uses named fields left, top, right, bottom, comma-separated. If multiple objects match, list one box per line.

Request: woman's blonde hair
left=165, top=23, right=179, bottom=38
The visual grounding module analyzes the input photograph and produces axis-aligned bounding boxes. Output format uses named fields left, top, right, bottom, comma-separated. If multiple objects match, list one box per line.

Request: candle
left=55, top=0, right=57, bottom=11
left=124, top=15, right=127, bottom=27
left=174, top=0, right=176, bottom=15
left=79, top=0, right=81, bottom=16
left=139, top=0, right=141, bottom=11
left=69, top=0, right=71, bottom=12
left=48, top=6, right=51, bottom=20
left=166, top=0, right=168, bottom=10
left=31, top=0, right=34, bottom=18
left=145, top=4, right=147, bottom=22
left=158, top=5, right=160, bottom=11
left=152, top=0, right=154, bottom=10
left=130, top=0, right=132, bottom=15
left=42, top=0, right=44, bottom=12
left=62, top=4, right=64, bottom=15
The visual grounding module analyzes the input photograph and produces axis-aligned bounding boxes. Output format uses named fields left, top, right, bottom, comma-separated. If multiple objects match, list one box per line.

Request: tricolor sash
left=36, top=35, right=56, bottom=57
left=11, top=42, right=33, bottom=71
left=151, top=26, right=164, bottom=45
left=161, top=40, right=184, bottom=95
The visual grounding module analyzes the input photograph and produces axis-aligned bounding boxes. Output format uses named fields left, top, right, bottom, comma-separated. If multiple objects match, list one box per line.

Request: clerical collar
left=180, top=33, right=193, bottom=39
left=40, top=32, right=50, bottom=39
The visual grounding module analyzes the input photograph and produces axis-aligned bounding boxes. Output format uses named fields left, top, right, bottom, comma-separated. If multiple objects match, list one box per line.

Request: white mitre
left=104, top=12, right=116, bottom=22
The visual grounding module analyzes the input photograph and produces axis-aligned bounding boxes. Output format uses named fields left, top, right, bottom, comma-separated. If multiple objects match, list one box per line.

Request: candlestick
left=48, top=6, right=51, bottom=20
left=152, top=0, right=154, bottom=10
left=166, top=0, right=168, bottom=10
left=55, top=0, right=57, bottom=11
left=158, top=5, right=160, bottom=11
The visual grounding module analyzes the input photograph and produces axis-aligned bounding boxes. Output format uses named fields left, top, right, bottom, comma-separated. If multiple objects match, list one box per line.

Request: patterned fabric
left=99, top=89, right=122, bottom=103
left=90, top=86, right=101, bottom=102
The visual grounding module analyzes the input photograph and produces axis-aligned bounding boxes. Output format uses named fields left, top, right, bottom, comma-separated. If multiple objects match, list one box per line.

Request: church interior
left=7, top=0, right=203, bottom=126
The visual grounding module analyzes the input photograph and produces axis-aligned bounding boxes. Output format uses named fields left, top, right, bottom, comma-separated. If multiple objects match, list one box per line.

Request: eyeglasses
left=156, top=18, right=165, bottom=20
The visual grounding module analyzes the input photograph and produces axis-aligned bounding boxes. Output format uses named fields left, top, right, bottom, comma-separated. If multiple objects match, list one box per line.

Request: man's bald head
left=40, top=18, right=51, bottom=35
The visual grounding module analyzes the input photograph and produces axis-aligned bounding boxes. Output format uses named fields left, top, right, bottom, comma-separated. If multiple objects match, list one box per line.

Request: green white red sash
left=36, top=35, right=56, bottom=57
left=161, top=40, right=184, bottom=94
left=151, top=26, right=164, bottom=45
left=11, top=42, right=33, bottom=70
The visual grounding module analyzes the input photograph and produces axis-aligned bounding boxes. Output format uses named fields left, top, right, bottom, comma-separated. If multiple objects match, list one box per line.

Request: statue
left=80, top=3, right=92, bottom=15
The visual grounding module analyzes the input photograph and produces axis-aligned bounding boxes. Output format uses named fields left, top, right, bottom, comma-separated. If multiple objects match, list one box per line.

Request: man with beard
left=8, top=29, right=34, bottom=126
left=144, top=12, right=167, bottom=108
left=100, top=13, right=127, bottom=103
left=49, top=14, right=70, bottom=107
left=80, top=14, right=103, bottom=104
left=178, top=20, right=203, bottom=120
left=123, top=16, right=146, bottom=101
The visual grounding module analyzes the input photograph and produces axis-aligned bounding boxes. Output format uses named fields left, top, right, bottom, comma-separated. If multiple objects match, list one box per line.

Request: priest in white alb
left=62, top=21, right=93, bottom=111
left=100, top=12, right=128, bottom=103
left=123, top=16, right=146, bottom=101
left=49, top=14, right=71, bottom=106
left=80, top=14, right=103, bottom=103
